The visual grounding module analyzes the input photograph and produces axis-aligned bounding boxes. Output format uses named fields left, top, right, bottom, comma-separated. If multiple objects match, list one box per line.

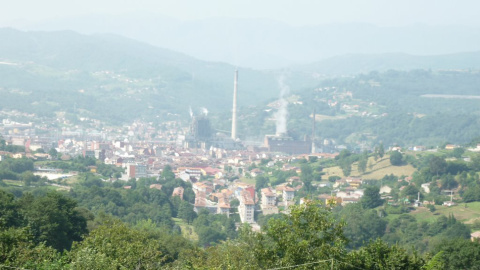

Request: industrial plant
left=183, top=70, right=241, bottom=151
left=183, top=70, right=316, bottom=155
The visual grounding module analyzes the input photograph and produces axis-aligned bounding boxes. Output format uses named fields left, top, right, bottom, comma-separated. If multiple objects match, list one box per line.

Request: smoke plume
left=201, top=107, right=209, bottom=116
left=275, top=76, right=289, bottom=135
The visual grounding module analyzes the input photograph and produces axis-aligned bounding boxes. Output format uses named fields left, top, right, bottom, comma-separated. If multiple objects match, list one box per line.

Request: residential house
left=172, top=187, right=184, bottom=200
left=471, top=231, right=480, bottom=242
left=250, top=168, right=264, bottom=177
left=194, top=192, right=207, bottom=213
left=283, top=186, right=295, bottom=202
left=261, top=188, right=277, bottom=207
left=192, top=181, right=213, bottom=195
left=317, top=194, right=342, bottom=206
left=443, top=201, right=456, bottom=207
left=413, top=146, right=426, bottom=152
left=445, top=144, right=458, bottom=150
left=421, top=182, right=431, bottom=194
left=149, top=184, right=163, bottom=190
left=216, top=194, right=230, bottom=217
left=380, top=186, right=392, bottom=194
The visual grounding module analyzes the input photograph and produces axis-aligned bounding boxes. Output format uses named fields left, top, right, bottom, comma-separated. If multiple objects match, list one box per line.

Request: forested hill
left=0, top=28, right=293, bottom=123
left=222, top=69, right=480, bottom=147
left=297, top=51, right=480, bottom=75
left=304, top=69, right=480, bottom=146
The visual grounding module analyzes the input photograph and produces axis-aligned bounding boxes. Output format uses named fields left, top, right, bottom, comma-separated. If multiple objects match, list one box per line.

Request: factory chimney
left=231, top=70, right=238, bottom=140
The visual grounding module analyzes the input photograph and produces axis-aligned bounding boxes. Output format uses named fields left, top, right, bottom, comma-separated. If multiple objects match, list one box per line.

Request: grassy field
left=173, top=217, right=198, bottom=241
left=322, top=155, right=416, bottom=181
left=3, top=180, right=23, bottom=186
left=314, top=114, right=349, bottom=122
left=64, top=175, right=79, bottom=185
left=240, top=177, right=256, bottom=185
left=409, top=202, right=480, bottom=224
left=383, top=202, right=480, bottom=226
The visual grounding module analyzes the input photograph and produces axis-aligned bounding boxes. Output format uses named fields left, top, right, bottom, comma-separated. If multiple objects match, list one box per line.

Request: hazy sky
left=2, top=0, right=479, bottom=27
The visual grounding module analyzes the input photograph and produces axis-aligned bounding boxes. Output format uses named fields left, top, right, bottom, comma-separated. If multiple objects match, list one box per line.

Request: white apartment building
left=238, top=190, right=255, bottom=223
left=261, top=188, right=276, bottom=207
left=283, top=187, right=295, bottom=202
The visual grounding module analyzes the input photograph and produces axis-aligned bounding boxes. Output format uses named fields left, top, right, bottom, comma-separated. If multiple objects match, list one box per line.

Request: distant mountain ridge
left=0, top=28, right=285, bottom=122
left=9, top=14, right=480, bottom=69
left=1, top=28, right=480, bottom=127
left=297, top=52, right=480, bottom=75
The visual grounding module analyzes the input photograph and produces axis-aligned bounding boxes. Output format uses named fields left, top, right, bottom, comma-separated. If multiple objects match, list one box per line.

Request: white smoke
left=275, top=76, right=290, bottom=135
left=189, top=106, right=194, bottom=118
left=201, top=107, right=208, bottom=116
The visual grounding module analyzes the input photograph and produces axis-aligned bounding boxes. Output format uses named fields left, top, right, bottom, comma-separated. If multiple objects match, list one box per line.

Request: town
left=3, top=99, right=480, bottom=231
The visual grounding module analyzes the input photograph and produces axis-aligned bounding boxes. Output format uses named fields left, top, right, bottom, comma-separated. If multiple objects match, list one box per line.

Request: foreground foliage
left=0, top=190, right=477, bottom=269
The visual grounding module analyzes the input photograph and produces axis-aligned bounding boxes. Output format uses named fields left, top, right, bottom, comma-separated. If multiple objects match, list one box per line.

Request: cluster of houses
left=4, top=116, right=476, bottom=227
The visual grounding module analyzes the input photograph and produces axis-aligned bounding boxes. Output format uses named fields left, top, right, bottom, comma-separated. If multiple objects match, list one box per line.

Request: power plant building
left=264, top=134, right=312, bottom=155
left=183, top=70, right=243, bottom=151
left=191, top=116, right=212, bottom=141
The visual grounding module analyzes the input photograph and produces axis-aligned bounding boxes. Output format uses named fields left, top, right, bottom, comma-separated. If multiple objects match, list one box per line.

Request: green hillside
left=0, top=28, right=300, bottom=123
left=219, top=69, right=480, bottom=146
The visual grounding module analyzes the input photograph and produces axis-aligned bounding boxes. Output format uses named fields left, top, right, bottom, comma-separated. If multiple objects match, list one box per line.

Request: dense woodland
left=1, top=189, right=479, bottom=269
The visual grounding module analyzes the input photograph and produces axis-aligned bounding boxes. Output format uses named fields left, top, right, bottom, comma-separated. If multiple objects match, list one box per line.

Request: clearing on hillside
left=322, top=155, right=416, bottom=180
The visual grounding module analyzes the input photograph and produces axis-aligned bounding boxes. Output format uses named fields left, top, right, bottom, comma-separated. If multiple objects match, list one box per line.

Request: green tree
left=255, top=175, right=269, bottom=191
left=300, top=163, right=314, bottom=192
left=249, top=201, right=347, bottom=269
left=178, top=200, right=196, bottom=224
left=375, top=143, right=385, bottom=160
left=451, top=147, right=465, bottom=159
left=440, top=174, right=458, bottom=190
left=378, top=143, right=385, bottom=159
left=357, top=157, right=368, bottom=174
left=328, top=175, right=341, bottom=182
left=161, top=165, right=175, bottom=181
left=389, top=151, right=403, bottom=166
left=0, top=190, right=21, bottom=227
left=470, top=154, right=480, bottom=171
left=336, top=149, right=352, bottom=161
left=70, top=220, right=166, bottom=269
left=401, top=184, right=420, bottom=202
left=340, top=160, right=352, bottom=177
left=340, top=204, right=387, bottom=249
left=462, top=186, right=480, bottom=202
left=48, top=148, right=58, bottom=159
left=429, top=156, right=447, bottom=177
left=0, top=227, right=63, bottom=269
left=346, top=239, right=425, bottom=270
left=20, top=171, right=38, bottom=187
left=360, top=186, right=384, bottom=209
left=19, top=191, right=88, bottom=251
left=431, top=239, right=480, bottom=270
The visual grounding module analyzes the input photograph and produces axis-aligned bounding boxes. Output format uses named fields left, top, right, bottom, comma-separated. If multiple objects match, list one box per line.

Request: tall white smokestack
left=231, top=70, right=238, bottom=140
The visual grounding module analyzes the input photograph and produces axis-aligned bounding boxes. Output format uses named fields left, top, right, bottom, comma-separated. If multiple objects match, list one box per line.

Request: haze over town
left=3, top=0, right=480, bottom=68
left=1, top=1, right=480, bottom=269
